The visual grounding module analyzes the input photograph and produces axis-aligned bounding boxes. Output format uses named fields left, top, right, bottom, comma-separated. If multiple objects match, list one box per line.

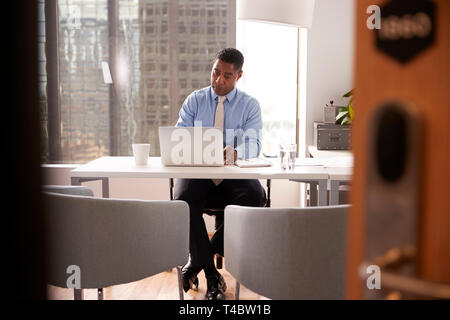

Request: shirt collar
left=210, top=86, right=238, bottom=103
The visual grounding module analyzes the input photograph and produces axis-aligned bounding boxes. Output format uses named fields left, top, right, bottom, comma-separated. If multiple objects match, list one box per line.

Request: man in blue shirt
left=174, top=48, right=266, bottom=300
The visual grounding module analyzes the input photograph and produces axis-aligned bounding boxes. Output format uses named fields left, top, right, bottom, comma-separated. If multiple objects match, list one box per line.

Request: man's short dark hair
left=215, top=48, right=244, bottom=72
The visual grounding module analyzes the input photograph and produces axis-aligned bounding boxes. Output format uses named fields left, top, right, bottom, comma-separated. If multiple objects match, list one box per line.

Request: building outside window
left=40, top=0, right=235, bottom=164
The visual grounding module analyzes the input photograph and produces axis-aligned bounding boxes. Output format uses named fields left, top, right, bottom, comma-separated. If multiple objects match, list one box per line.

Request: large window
left=40, top=0, right=235, bottom=163
left=236, top=20, right=298, bottom=156
left=58, top=0, right=109, bottom=163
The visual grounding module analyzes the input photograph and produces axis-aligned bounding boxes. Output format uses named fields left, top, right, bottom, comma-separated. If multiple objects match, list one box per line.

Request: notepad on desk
left=235, top=158, right=272, bottom=168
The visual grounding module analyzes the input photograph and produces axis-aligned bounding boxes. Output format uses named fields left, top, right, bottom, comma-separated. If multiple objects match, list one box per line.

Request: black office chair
left=169, top=178, right=271, bottom=269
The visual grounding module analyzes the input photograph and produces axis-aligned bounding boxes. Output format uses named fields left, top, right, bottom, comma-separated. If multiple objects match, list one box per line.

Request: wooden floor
left=47, top=264, right=269, bottom=300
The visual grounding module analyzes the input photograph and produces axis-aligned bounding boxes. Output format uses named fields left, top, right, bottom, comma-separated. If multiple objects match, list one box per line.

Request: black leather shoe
left=181, top=262, right=201, bottom=292
left=205, top=272, right=227, bottom=300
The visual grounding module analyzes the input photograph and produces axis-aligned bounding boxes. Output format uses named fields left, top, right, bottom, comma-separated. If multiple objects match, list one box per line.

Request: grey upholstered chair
left=224, top=205, right=349, bottom=300
left=43, top=185, right=95, bottom=197
left=43, top=186, right=189, bottom=300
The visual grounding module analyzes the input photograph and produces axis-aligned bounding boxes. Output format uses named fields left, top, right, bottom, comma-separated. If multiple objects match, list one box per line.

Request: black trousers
left=174, top=179, right=266, bottom=268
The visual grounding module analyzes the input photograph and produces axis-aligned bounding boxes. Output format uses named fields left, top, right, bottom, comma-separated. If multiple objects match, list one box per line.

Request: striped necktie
left=214, top=95, right=226, bottom=128
left=212, top=96, right=226, bottom=186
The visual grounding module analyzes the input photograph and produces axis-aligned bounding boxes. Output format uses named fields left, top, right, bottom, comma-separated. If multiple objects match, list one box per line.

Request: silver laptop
left=159, top=126, right=224, bottom=167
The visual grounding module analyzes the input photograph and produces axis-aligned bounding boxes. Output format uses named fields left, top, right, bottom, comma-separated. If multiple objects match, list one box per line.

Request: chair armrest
left=42, top=185, right=94, bottom=197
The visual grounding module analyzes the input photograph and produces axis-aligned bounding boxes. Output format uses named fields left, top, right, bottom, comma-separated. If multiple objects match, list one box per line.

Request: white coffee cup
left=132, top=144, right=150, bottom=166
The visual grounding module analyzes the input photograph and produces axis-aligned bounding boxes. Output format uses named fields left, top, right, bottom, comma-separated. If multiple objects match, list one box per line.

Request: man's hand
left=223, top=145, right=237, bottom=165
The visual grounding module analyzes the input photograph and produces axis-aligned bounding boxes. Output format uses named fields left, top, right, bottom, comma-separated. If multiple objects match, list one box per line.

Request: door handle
left=359, top=245, right=450, bottom=299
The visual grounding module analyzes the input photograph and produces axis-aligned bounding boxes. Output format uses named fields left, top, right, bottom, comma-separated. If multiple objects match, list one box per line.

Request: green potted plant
left=336, top=89, right=354, bottom=125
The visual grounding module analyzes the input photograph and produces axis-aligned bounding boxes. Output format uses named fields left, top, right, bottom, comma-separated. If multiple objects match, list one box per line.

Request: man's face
left=211, top=59, right=242, bottom=96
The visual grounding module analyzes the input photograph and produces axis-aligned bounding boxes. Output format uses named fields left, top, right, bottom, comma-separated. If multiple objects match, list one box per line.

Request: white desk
left=308, top=146, right=353, bottom=206
left=71, top=156, right=330, bottom=206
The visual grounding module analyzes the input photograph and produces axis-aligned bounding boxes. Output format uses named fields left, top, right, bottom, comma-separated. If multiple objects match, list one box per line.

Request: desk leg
left=70, top=177, right=109, bottom=198
left=318, top=179, right=327, bottom=206
left=308, top=182, right=318, bottom=207
left=290, top=180, right=327, bottom=207
left=330, top=180, right=340, bottom=205
left=71, top=177, right=82, bottom=186
left=235, top=281, right=240, bottom=300
left=102, top=178, right=109, bottom=198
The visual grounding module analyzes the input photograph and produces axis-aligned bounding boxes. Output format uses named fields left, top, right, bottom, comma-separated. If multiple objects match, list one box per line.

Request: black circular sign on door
left=376, top=0, right=435, bottom=64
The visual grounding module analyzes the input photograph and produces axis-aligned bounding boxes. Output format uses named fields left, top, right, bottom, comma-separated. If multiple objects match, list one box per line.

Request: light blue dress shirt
left=176, top=86, right=262, bottom=159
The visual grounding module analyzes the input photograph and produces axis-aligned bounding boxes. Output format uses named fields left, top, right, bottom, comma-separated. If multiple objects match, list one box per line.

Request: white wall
left=303, top=0, right=355, bottom=155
